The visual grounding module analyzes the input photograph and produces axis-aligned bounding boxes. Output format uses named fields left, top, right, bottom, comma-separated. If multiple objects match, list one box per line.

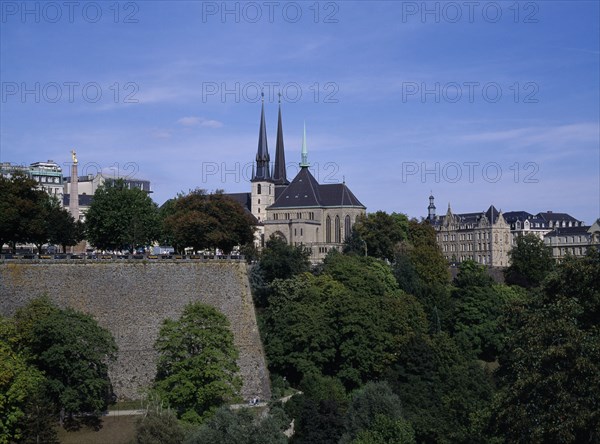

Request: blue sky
left=1, top=1, right=599, bottom=224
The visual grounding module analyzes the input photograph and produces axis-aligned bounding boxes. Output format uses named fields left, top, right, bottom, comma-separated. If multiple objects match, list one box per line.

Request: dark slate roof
left=485, top=205, right=501, bottom=224
left=227, top=192, right=251, bottom=211
left=272, top=104, right=289, bottom=186
left=503, top=211, right=533, bottom=223
left=545, top=226, right=591, bottom=237
left=319, top=183, right=364, bottom=207
left=63, top=194, right=93, bottom=206
left=252, top=101, right=271, bottom=181
left=536, top=212, right=579, bottom=223
left=270, top=167, right=364, bottom=209
left=225, top=192, right=258, bottom=224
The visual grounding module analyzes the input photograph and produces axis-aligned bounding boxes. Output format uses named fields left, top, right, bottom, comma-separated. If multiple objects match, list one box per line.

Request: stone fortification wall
left=0, top=261, right=271, bottom=401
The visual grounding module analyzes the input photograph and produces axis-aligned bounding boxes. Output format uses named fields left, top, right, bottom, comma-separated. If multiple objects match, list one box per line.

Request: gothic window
left=258, top=199, right=261, bottom=204
left=257, top=184, right=261, bottom=194
left=344, top=215, right=351, bottom=240
left=335, top=216, right=341, bottom=243
left=326, top=216, right=331, bottom=243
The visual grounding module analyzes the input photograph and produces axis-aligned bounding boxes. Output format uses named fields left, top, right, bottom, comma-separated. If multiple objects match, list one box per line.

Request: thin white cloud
left=460, top=123, right=599, bottom=148
left=177, top=116, right=224, bottom=128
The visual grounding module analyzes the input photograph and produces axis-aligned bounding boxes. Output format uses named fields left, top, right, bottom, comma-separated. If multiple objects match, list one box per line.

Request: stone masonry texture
left=0, top=261, right=271, bottom=401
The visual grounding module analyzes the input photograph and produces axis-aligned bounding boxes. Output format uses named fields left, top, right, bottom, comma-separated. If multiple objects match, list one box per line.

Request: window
left=257, top=184, right=261, bottom=194
left=344, top=215, right=351, bottom=240
left=326, top=216, right=332, bottom=243
left=335, top=216, right=341, bottom=243
left=258, top=199, right=261, bottom=204
left=297, top=212, right=301, bottom=219
left=300, top=228, right=303, bottom=236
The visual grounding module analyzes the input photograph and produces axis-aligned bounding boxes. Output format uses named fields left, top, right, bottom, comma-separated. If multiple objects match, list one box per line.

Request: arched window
left=344, top=215, right=351, bottom=240
left=335, top=216, right=340, bottom=243
left=326, top=216, right=331, bottom=243
left=257, top=184, right=261, bottom=194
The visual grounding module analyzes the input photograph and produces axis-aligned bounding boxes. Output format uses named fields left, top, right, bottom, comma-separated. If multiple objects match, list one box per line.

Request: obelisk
left=69, top=150, right=79, bottom=221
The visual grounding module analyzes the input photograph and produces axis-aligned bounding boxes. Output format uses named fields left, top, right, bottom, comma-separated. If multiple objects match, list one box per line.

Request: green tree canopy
left=184, top=406, right=289, bottom=444
left=27, top=306, right=117, bottom=425
left=263, top=264, right=427, bottom=388
left=153, top=302, right=241, bottom=424
left=0, top=173, right=78, bottom=254
left=0, top=317, right=54, bottom=444
left=340, top=381, right=411, bottom=444
left=85, top=178, right=159, bottom=252
left=490, top=250, right=600, bottom=443
left=384, top=333, right=494, bottom=443
left=344, top=211, right=409, bottom=262
left=161, top=190, right=254, bottom=254
left=505, top=233, right=554, bottom=288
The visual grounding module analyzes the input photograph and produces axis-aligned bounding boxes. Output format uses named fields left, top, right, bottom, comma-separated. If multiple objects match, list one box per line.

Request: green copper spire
left=300, top=121, right=309, bottom=168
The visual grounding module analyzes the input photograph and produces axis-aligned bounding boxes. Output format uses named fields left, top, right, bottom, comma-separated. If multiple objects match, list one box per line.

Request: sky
left=1, top=1, right=599, bottom=224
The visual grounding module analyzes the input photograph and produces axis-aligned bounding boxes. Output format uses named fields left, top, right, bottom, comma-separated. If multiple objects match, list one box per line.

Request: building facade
left=231, top=98, right=366, bottom=261
left=430, top=197, right=598, bottom=265
left=428, top=196, right=511, bottom=267
left=1, top=160, right=63, bottom=201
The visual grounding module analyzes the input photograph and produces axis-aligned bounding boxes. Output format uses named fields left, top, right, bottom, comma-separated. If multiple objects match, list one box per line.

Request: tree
left=153, top=302, right=241, bottom=424
left=345, top=212, right=409, bottom=262
left=352, top=415, right=416, bottom=444
left=340, top=381, right=412, bottom=444
left=259, top=236, right=311, bottom=283
left=285, top=373, right=348, bottom=444
left=449, top=260, right=521, bottom=361
left=0, top=318, right=54, bottom=444
left=384, top=333, right=494, bottom=443
left=262, top=264, right=427, bottom=388
left=85, top=178, right=159, bottom=252
left=161, top=190, right=254, bottom=254
left=184, top=406, right=289, bottom=444
left=48, top=208, right=83, bottom=253
left=393, top=221, right=451, bottom=334
left=27, top=306, right=117, bottom=426
left=505, top=233, right=554, bottom=288
left=490, top=250, right=600, bottom=443
left=134, top=397, right=185, bottom=444
left=0, top=172, right=59, bottom=253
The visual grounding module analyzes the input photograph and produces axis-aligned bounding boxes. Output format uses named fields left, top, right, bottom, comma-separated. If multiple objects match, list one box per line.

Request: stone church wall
left=0, top=261, right=271, bottom=401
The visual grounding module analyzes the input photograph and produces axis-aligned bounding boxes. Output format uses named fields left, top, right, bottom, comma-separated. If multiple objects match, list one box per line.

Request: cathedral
left=230, top=97, right=366, bottom=261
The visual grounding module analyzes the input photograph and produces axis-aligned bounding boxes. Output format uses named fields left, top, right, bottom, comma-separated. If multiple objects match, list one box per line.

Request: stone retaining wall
left=0, top=261, right=271, bottom=401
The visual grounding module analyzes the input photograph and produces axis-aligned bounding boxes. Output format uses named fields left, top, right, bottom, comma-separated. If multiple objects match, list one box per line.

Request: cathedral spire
left=272, top=93, right=289, bottom=185
left=300, top=121, right=309, bottom=168
left=252, top=93, right=271, bottom=181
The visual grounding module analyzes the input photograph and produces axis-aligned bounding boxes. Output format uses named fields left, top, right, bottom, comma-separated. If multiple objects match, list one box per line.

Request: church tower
left=251, top=94, right=275, bottom=223
left=428, top=193, right=436, bottom=221
left=272, top=93, right=289, bottom=190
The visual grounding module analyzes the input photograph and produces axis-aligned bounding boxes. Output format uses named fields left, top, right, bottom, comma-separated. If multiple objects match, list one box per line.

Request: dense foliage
left=504, top=233, right=554, bottom=288
left=85, top=178, right=159, bottom=251
left=0, top=297, right=117, bottom=441
left=153, top=302, right=242, bottom=424
left=160, top=190, right=254, bottom=254
left=254, top=212, right=598, bottom=444
left=0, top=173, right=81, bottom=253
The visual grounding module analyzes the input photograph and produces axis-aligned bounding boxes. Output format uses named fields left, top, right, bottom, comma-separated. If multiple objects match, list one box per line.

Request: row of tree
left=0, top=173, right=83, bottom=253
left=0, top=174, right=256, bottom=254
